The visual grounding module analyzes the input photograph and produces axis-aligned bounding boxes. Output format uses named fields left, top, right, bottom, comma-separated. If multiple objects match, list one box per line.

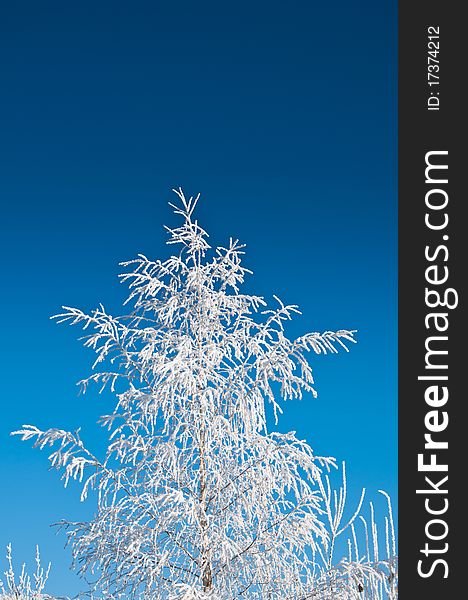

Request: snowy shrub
left=0, top=545, right=52, bottom=600
left=310, top=466, right=398, bottom=599
left=13, top=190, right=397, bottom=598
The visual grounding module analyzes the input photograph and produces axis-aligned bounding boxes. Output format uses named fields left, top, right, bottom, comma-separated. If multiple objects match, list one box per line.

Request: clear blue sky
left=0, top=1, right=397, bottom=595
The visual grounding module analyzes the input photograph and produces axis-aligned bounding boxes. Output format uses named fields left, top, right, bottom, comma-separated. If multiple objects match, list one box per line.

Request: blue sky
left=0, top=1, right=397, bottom=595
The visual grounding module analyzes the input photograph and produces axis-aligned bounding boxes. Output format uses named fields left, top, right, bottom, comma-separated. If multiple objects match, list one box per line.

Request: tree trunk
left=199, top=421, right=213, bottom=592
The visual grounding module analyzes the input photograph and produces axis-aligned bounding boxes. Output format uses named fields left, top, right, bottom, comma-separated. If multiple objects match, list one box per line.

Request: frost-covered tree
left=13, top=190, right=396, bottom=599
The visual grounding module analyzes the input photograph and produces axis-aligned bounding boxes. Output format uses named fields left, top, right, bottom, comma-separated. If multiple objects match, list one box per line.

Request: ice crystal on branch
left=12, top=189, right=393, bottom=599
